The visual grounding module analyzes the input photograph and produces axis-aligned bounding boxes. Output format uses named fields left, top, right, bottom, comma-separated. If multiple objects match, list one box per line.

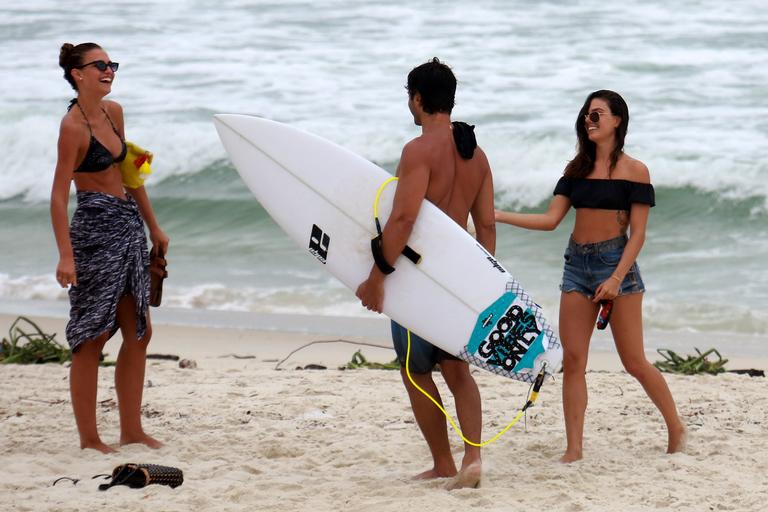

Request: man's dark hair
left=406, top=57, right=456, bottom=114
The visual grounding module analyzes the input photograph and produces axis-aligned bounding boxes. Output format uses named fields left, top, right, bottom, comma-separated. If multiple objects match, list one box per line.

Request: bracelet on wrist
left=610, top=274, right=622, bottom=283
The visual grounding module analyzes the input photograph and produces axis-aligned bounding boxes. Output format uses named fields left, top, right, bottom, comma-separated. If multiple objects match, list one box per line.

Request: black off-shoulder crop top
left=553, top=177, right=655, bottom=210
left=72, top=100, right=127, bottom=173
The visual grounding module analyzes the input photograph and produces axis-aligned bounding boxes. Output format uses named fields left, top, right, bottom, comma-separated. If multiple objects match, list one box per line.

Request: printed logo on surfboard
left=308, top=224, right=330, bottom=264
left=466, top=292, right=545, bottom=373
left=475, top=243, right=507, bottom=274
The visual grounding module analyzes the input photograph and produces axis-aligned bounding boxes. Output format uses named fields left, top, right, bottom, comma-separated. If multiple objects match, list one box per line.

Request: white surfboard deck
left=213, top=114, right=562, bottom=382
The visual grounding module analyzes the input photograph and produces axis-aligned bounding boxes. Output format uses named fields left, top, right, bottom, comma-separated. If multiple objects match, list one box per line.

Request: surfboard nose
left=213, top=113, right=237, bottom=126
left=213, top=114, right=258, bottom=139
left=213, top=114, right=276, bottom=134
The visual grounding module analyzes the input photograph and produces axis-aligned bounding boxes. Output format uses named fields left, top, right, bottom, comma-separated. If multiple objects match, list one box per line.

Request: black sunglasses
left=584, top=111, right=609, bottom=123
left=75, top=60, right=119, bottom=72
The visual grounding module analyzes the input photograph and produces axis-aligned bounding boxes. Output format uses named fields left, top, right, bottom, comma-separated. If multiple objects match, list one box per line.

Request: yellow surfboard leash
left=405, top=329, right=546, bottom=447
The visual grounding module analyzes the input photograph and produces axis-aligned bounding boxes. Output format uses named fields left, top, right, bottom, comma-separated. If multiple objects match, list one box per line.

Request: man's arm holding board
left=355, top=141, right=429, bottom=313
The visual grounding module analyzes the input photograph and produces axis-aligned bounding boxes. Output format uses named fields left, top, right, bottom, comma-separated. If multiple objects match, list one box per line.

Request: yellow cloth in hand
left=120, top=141, right=153, bottom=189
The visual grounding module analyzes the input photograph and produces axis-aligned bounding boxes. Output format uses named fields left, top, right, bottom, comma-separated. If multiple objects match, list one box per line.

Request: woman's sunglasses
left=584, top=111, right=608, bottom=123
left=75, top=60, right=119, bottom=72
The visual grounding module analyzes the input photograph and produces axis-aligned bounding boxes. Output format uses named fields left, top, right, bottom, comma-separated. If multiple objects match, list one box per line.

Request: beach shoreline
left=1, top=301, right=765, bottom=371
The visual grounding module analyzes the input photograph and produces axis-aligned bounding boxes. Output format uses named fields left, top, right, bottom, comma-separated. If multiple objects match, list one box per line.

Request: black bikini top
left=553, top=176, right=655, bottom=210
left=72, top=100, right=127, bottom=173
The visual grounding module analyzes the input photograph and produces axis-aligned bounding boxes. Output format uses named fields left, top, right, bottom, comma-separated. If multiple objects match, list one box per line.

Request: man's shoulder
left=473, top=145, right=489, bottom=162
left=403, top=134, right=429, bottom=151
left=400, top=136, right=431, bottom=162
left=468, top=145, right=491, bottom=174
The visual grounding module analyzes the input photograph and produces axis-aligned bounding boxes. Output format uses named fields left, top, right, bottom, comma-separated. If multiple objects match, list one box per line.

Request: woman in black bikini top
left=51, top=42, right=169, bottom=454
left=71, top=99, right=127, bottom=173
left=495, top=90, right=685, bottom=463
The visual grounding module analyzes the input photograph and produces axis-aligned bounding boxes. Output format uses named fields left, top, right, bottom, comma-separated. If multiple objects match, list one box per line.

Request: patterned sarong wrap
left=66, top=191, right=150, bottom=351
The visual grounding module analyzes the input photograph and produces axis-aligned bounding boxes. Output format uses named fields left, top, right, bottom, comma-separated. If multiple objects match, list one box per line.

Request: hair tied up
left=59, top=43, right=75, bottom=68
left=58, top=42, right=102, bottom=92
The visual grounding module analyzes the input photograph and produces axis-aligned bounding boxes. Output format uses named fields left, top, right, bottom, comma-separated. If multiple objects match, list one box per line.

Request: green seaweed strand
left=653, top=347, right=728, bottom=375
left=0, top=316, right=71, bottom=365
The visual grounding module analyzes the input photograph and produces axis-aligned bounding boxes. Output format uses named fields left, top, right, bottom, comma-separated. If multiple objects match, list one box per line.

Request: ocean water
left=1, top=0, right=766, bottom=339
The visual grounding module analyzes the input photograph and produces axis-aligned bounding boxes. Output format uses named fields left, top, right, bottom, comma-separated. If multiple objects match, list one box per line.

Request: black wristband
left=370, top=235, right=395, bottom=275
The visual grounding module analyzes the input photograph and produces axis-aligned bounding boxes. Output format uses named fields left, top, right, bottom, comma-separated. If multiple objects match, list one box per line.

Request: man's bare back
left=405, top=126, right=493, bottom=230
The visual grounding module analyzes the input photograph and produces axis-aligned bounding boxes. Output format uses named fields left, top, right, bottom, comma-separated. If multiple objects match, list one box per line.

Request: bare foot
left=81, top=440, right=118, bottom=454
left=667, top=424, right=687, bottom=454
left=413, top=467, right=456, bottom=480
left=445, top=461, right=481, bottom=490
left=121, top=432, right=163, bottom=449
left=558, top=450, right=583, bottom=463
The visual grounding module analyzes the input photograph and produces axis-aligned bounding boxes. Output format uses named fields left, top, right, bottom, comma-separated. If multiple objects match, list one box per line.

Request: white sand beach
left=1, top=312, right=767, bottom=512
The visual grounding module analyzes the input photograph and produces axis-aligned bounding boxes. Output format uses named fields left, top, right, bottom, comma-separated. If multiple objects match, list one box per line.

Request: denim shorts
left=560, top=235, right=645, bottom=298
left=391, top=321, right=459, bottom=374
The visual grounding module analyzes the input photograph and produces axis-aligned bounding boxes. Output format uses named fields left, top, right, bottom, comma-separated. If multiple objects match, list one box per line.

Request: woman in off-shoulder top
left=495, top=90, right=685, bottom=463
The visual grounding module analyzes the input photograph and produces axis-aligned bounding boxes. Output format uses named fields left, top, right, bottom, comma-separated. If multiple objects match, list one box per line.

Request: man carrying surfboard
left=356, top=58, right=496, bottom=490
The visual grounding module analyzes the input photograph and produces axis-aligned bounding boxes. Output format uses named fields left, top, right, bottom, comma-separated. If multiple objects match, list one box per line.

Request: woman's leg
left=115, top=294, right=162, bottom=448
left=559, top=291, right=600, bottom=462
left=610, top=293, right=686, bottom=453
left=70, top=333, right=114, bottom=453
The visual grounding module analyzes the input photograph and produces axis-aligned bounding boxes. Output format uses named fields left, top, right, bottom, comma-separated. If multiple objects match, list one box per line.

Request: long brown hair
left=564, top=90, right=629, bottom=178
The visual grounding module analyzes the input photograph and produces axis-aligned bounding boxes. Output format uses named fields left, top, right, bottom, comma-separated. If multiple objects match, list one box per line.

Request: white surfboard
left=213, top=114, right=562, bottom=382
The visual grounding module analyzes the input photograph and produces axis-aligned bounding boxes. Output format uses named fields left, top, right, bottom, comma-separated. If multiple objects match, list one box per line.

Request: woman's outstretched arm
left=495, top=194, right=571, bottom=231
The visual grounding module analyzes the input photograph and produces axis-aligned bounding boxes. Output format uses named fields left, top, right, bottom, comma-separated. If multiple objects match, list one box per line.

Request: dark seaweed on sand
left=0, top=316, right=113, bottom=365
left=339, top=350, right=399, bottom=370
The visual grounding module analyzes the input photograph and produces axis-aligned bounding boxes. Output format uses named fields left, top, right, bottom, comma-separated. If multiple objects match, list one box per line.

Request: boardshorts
left=391, top=321, right=460, bottom=374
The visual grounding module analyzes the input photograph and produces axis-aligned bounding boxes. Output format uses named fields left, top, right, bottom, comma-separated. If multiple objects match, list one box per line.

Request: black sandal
left=98, top=463, right=183, bottom=490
